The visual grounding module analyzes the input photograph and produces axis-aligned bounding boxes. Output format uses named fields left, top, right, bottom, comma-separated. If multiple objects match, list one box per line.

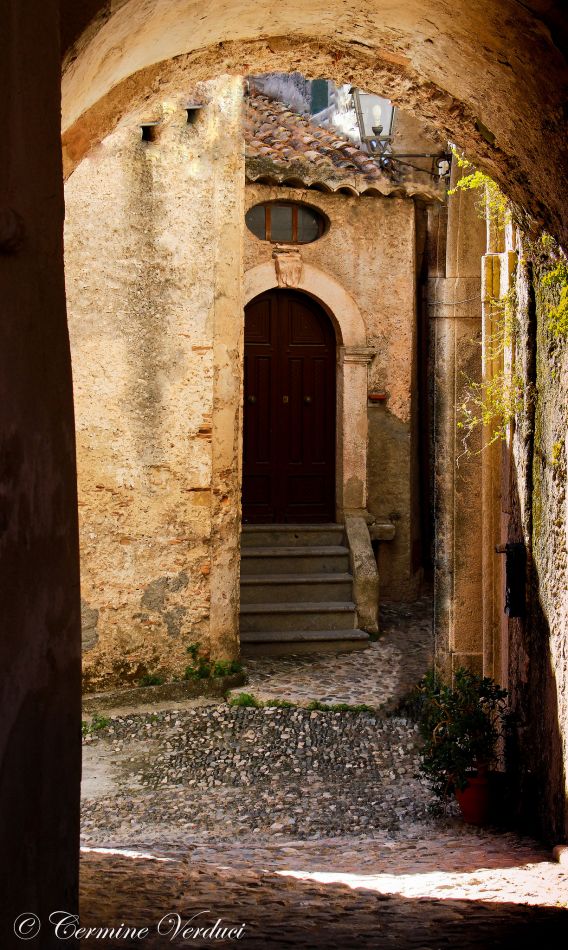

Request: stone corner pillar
left=338, top=345, right=375, bottom=519
left=432, top=159, right=486, bottom=679
left=208, top=76, right=245, bottom=661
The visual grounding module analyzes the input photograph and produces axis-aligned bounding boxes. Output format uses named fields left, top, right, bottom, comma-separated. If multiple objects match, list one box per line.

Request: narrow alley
left=80, top=602, right=568, bottom=947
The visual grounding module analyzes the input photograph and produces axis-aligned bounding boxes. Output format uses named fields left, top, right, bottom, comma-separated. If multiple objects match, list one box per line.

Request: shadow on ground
left=79, top=850, right=567, bottom=949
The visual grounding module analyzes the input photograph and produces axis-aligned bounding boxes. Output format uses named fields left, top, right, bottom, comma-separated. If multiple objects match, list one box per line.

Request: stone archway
left=2, top=0, right=568, bottom=931
left=245, top=262, right=374, bottom=516
left=59, top=1, right=568, bottom=246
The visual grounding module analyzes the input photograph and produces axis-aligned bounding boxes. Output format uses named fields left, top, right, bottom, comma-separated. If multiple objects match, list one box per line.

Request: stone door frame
left=244, top=262, right=374, bottom=521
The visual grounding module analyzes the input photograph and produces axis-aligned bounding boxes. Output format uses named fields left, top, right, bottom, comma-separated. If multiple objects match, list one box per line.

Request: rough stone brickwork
left=506, top=237, right=568, bottom=843
left=65, top=77, right=244, bottom=691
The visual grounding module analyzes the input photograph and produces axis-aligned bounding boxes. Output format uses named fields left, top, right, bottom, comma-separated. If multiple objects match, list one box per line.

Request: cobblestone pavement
left=80, top=596, right=568, bottom=947
left=234, top=595, right=434, bottom=711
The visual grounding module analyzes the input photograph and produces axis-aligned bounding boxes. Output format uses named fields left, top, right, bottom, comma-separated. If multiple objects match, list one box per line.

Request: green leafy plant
left=542, top=257, right=568, bottom=340
left=186, top=643, right=200, bottom=661
left=228, top=692, right=261, bottom=708
left=524, top=233, right=568, bottom=341
left=551, top=439, right=563, bottom=469
left=183, top=657, right=211, bottom=680
left=456, top=284, right=527, bottom=456
left=139, top=672, right=164, bottom=687
left=82, top=713, right=111, bottom=737
left=457, top=367, right=525, bottom=455
left=449, top=149, right=508, bottom=225
left=263, top=699, right=296, bottom=708
left=211, top=659, right=243, bottom=677
left=413, top=668, right=508, bottom=799
left=306, top=700, right=374, bottom=714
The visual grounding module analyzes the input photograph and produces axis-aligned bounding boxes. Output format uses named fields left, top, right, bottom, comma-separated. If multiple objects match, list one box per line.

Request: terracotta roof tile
left=244, top=92, right=396, bottom=194
left=243, top=91, right=444, bottom=201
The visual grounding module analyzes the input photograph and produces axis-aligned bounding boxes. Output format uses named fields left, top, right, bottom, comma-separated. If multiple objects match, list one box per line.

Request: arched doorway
left=243, top=289, right=336, bottom=523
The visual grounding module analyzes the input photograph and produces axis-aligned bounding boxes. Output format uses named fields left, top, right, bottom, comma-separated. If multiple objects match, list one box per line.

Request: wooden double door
left=242, top=289, right=336, bottom=524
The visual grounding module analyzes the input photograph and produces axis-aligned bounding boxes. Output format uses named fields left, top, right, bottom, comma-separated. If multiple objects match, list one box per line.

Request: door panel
left=243, top=290, right=336, bottom=523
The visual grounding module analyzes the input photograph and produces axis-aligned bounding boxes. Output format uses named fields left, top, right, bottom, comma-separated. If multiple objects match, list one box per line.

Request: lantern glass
left=357, top=93, right=395, bottom=139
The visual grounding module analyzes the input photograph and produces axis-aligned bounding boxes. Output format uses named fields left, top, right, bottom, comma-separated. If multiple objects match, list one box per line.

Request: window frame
left=246, top=201, right=326, bottom=245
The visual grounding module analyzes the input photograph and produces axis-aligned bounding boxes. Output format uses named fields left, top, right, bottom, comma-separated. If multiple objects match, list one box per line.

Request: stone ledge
left=369, top=521, right=396, bottom=541
left=82, top=672, right=246, bottom=714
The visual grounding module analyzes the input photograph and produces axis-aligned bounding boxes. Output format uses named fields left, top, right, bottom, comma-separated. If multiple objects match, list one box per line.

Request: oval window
left=246, top=202, right=326, bottom=244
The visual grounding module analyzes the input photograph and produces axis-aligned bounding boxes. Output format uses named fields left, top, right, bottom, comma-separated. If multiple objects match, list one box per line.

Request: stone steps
left=240, top=545, right=350, bottom=575
left=240, top=600, right=357, bottom=633
left=240, top=572, right=354, bottom=604
left=239, top=524, right=369, bottom=656
left=241, top=524, right=344, bottom=547
left=239, top=628, right=369, bottom=657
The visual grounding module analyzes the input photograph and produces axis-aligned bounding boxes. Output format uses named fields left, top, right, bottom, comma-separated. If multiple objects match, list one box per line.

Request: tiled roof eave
left=245, top=156, right=443, bottom=201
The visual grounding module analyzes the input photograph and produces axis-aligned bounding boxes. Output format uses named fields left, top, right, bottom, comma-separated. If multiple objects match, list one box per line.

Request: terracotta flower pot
left=455, top=771, right=491, bottom=825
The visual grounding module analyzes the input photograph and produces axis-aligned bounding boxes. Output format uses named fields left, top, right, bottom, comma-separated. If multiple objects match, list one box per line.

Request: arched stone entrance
left=244, top=263, right=374, bottom=518
left=243, top=289, right=337, bottom=524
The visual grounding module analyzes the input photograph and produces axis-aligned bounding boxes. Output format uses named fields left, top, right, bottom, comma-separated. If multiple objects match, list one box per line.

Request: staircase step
left=241, top=545, right=350, bottom=575
left=242, top=524, right=344, bottom=547
left=240, top=573, right=353, bottom=604
left=240, top=628, right=369, bottom=658
left=240, top=601, right=356, bottom=633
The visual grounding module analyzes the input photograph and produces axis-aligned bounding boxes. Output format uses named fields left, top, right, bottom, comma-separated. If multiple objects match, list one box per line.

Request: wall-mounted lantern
left=350, top=88, right=451, bottom=180
left=350, top=88, right=395, bottom=157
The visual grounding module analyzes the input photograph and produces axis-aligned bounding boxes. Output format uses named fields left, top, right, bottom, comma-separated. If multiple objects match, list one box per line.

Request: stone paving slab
left=233, top=595, right=434, bottom=710
left=80, top=847, right=568, bottom=949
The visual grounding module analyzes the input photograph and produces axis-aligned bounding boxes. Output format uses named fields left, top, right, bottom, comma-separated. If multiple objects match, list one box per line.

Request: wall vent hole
left=140, top=122, right=160, bottom=143
left=185, top=103, right=204, bottom=125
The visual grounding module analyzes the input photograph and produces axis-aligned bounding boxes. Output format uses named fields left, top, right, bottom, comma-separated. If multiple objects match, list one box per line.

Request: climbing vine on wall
left=457, top=367, right=525, bottom=455
left=539, top=241, right=568, bottom=341
left=457, top=288, right=525, bottom=455
left=449, top=151, right=522, bottom=454
left=449, top=153, right=565, bottom=457
left=448, top=148, right=508, bottom=225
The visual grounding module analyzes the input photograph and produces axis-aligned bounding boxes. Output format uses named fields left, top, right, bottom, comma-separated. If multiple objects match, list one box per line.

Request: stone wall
left=429, top=181, right=568, bottom=843
left=244, top=184, right=421, bottom=599
left=65, top=77, right=244, bottom=691
left=506, top=236, right=568, bottom=843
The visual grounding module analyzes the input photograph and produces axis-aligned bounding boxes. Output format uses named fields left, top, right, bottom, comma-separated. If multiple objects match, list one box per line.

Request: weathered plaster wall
left=65, top=76, right=244, bottom=690
left=244, top=185, right=420, bottom=599
left=506, top=236, right=568, bottom=843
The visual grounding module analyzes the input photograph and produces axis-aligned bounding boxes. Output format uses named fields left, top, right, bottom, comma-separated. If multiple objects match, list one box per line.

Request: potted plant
left=414, top=667, right=508, bottom=825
